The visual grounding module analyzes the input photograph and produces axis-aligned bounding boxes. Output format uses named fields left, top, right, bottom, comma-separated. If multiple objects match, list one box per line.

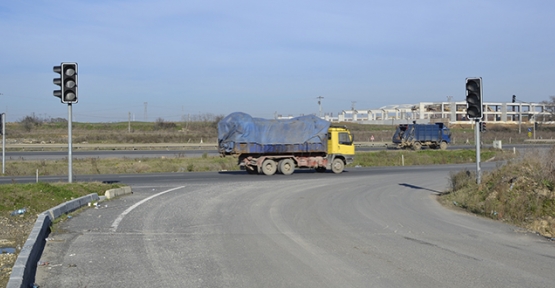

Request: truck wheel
left=261, top=159, right=277, bottom=176
left=279, top=159, right=295, bottom=175
left=412, top=142, right=422, bottom=151
left=331, top=158, right=344, bottom=174
left=440, top=141, right=448, bottom=150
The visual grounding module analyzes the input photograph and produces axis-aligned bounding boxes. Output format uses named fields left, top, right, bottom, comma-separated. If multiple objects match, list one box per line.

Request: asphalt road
left=35, top=165, right=555, bottom=288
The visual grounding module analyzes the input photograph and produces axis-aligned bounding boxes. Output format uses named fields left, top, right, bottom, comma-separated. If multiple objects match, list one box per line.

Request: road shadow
left=398, top=183, right=445, bottom=195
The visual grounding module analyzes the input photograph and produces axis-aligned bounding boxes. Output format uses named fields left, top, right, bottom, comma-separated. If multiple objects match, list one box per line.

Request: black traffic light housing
left=465, top=77, right=482, bottom=119
left=479, top=121, right=486, bottom=132
left=0, top=113, right=3, bottom=135
left=512, top=95, right=516, bottom=103
left=53, top=62, right=78, bottom=104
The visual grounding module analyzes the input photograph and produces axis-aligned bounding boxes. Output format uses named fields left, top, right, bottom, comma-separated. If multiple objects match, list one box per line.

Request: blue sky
left=1, top=0, right=554, bottom=122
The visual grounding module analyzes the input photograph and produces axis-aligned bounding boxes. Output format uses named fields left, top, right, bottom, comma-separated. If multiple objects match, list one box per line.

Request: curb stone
left=6, top=186, right=132, bottom=288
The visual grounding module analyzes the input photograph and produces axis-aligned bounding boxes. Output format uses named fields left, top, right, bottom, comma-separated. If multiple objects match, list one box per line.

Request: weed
left=440, top=148, right=555, bottom=238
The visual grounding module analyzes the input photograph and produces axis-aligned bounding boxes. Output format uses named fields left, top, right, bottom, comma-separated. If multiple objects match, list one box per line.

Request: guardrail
left=523, top=139, right=555, bottom=144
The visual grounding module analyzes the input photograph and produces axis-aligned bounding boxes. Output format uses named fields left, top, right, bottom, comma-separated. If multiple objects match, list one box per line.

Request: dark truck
left=392, top=123, right=451, bottom=150
left=218, top=112, right=355, bottom=175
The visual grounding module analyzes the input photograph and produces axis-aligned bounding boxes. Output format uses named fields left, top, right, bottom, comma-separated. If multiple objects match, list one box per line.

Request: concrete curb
left=6, top=187, right=132, bottom=288
left=105, top=186, right=133, bottom=199
left=7, top=212, right=51, bottom=288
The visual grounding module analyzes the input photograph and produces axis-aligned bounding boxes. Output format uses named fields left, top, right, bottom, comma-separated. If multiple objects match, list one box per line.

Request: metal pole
left=533, top=118, right=536, bottom=140
left=68, top=104, right=73, bottom=183
left=475, top=119, right=481, bottom=184
left=518, top=104, right=522, bottom=134
left=317, top=96, right=324, bottom=118
left=2, top=113, right=5, bottom=174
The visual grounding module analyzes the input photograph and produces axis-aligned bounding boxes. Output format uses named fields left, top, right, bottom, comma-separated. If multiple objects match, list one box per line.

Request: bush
left=154, top=118, right=177, bottom=130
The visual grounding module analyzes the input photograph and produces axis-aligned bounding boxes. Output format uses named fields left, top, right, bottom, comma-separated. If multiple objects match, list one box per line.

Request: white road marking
left=110, top=186, right=185, bottom=232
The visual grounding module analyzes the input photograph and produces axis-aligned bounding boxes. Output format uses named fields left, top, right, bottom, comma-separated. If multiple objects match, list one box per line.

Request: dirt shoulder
left=0, top=214, right=37, bottom=287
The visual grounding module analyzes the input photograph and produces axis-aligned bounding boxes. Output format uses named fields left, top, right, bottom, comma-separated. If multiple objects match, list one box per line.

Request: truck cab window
left=338, top=132, right=352, bottom=145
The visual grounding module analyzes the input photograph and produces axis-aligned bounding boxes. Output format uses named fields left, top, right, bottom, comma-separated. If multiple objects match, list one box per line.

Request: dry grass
left=4, top=156, right=240, bottom=176
left=440, top=147, right=555, bottom=238
left=7, top=119, right=555, bottom=146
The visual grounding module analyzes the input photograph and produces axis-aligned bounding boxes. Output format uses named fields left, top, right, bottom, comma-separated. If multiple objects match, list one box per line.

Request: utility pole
left=144, top=102, right=148, bottom=121
left=128, top=112, right=131, bottom=133
left=351, top=101, right=356, bottom=111
left=317, top=96, right=324, bottom=117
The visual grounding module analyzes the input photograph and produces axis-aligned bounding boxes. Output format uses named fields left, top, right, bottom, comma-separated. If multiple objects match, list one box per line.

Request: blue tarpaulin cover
left=218, top=112, right=331, bottom=154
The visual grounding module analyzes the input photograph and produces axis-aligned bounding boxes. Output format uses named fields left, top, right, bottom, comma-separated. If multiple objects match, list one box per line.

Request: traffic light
left=512, top=95, right=516, bottom=103
left=53, top=62, right=78, bottom=104
left=480, top=122, right=486, bottom=132
left=466, top=77, right=482, bottom=119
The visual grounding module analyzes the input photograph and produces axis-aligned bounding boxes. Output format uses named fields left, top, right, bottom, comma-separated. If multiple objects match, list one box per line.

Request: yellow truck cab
left=326, top=126, right=355, bottom=173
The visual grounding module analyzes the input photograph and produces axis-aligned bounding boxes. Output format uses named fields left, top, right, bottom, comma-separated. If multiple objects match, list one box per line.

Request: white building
left=323, top=101, right=553, bottom=125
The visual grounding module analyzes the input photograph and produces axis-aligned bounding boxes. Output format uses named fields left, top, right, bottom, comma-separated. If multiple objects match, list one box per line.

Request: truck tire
left=261, top=159, right=277, bottom=176
left=331, top=158, right=344, bottom=174
left=412, top=142, right=422, bottom=151
left=440, top=141, right=448, bottom=150
left=279, top=159, right=295, bottom=175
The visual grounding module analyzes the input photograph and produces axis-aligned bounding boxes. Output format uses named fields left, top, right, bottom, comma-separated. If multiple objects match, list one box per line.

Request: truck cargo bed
left=218, top=112, right=330, bottom=155
left=221, top=142, right=327, bottom=155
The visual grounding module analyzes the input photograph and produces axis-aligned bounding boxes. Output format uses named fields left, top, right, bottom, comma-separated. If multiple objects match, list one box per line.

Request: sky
left=1, top=0, right=554, bottom=123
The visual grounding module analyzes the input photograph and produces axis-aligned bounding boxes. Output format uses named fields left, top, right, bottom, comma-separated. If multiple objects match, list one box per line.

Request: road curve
left=36, top=166, right=555, bottom=287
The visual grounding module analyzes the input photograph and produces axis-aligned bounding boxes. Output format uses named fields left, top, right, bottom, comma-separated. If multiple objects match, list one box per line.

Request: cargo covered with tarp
left=218, top=112, right=331, bottom=154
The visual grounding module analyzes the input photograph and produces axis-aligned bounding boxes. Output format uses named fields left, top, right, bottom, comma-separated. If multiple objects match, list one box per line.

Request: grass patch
left=0, top=182, right=122, bottom=215
left=4, top=156, right=240, bottom=176
left=439, top=147, right=555, bottom=238
left=0, top=182, right=122, bottom=288
left=7, top=118, right=555, bottom=146
left=352, top=149, right=502, bottom=167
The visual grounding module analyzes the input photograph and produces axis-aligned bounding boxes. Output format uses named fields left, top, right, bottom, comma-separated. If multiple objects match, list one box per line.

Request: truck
left=218, top=112, right=355, bottom=175
left=392, top=123, right=451, bottom=150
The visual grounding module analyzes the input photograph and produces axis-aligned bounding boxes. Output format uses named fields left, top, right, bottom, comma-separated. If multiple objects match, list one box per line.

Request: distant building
left=322, top=101, right=554, bottom=125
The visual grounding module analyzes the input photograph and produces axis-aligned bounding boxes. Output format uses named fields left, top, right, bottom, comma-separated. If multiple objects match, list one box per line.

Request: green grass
left=352, top=149, right=500, bottom=167
left=0, top=182, right=122, bottom=215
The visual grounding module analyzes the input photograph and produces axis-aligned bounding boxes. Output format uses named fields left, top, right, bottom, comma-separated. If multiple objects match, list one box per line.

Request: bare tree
left=540, top=96, right=555, bottom=121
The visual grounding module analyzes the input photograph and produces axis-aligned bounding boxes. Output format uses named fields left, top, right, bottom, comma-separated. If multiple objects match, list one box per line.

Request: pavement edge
left=6, top=186, right=132, bottom=288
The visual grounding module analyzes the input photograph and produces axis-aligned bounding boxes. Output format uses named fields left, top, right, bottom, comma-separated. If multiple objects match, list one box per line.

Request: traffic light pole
left=475, top=119, right=481, bottom=184
left=54, top=62, right=78, bottom=182
left=2, top=113, right=5, bottom=175
left=68, top=104, right=73, bottom=183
